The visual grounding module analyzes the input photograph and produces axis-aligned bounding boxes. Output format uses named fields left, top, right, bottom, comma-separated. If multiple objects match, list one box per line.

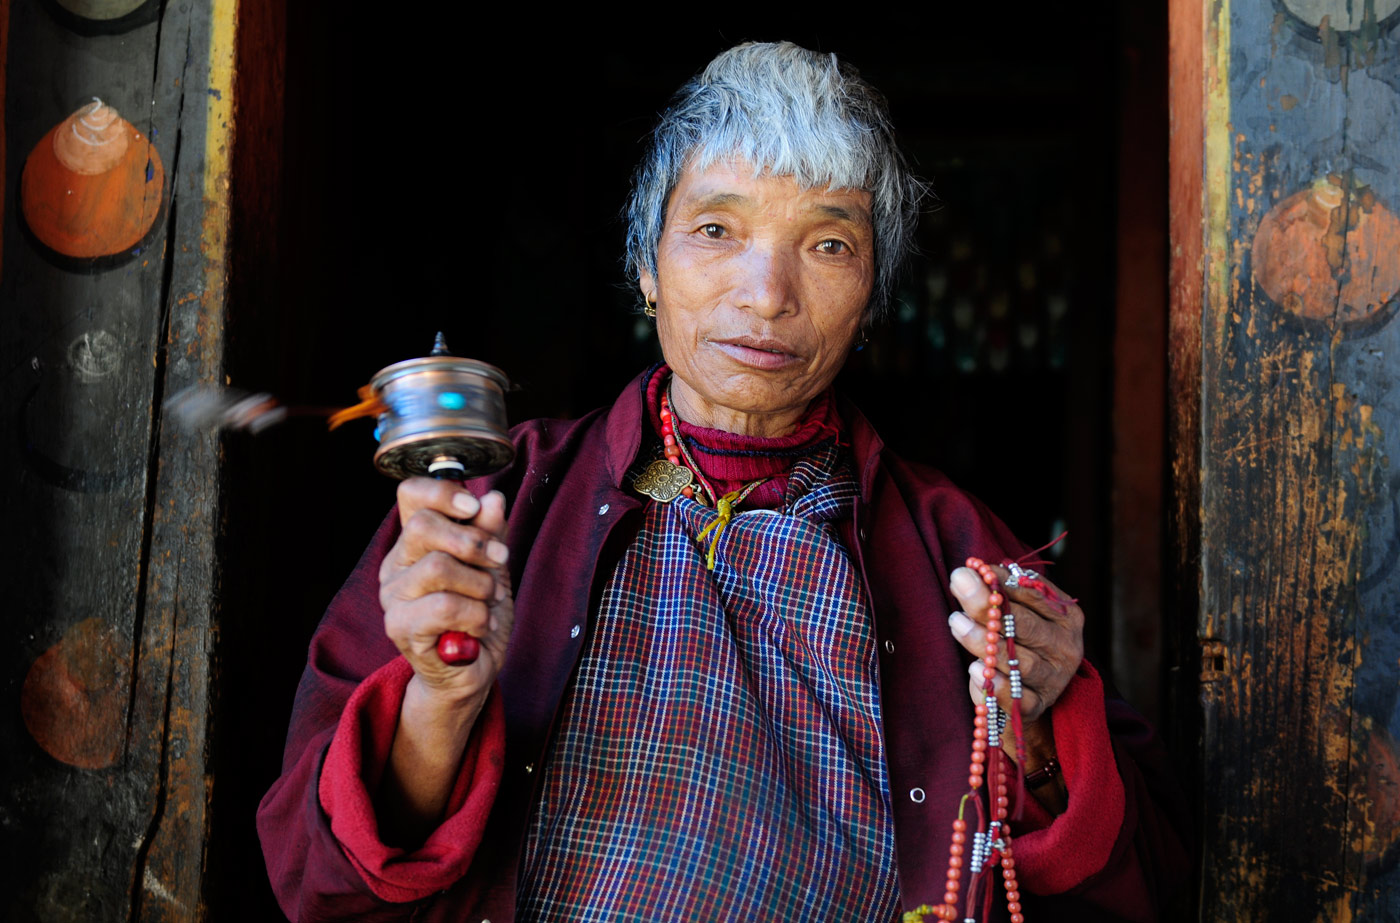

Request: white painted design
left=68, top=330, right=121, bottom=382
left=1283, top=0, right=1400, bottom=29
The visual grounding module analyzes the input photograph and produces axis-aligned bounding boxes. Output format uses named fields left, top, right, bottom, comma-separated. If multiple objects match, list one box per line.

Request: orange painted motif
left=21, top=617, right=127, bottom=770
left=20, top=99, right=164, bottom=259
left=1252, top=176, right=1400, bottom=323
left=1363, top=723, right=1400, bottom=869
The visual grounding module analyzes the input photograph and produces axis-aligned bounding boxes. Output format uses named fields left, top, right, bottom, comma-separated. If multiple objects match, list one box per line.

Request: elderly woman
left=259, top=42, right=1185, bottom=922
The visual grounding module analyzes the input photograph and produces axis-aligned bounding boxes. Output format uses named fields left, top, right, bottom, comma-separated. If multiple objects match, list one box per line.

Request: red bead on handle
left=436, top=631, right=480, bottom=665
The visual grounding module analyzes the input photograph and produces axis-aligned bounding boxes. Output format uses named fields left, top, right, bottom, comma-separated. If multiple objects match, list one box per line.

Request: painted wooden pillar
left=1171, top=0, right=1400, bottom=917
left=0, top=1, right=234, bottom=920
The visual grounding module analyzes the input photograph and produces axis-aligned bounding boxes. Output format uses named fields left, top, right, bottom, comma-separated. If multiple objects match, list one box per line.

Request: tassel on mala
left=1007, top=533, right=1076, bottom=617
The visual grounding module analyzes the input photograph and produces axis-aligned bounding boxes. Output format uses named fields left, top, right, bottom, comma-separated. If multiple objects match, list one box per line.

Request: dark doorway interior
left=214, top=11, right=1167, bottom=919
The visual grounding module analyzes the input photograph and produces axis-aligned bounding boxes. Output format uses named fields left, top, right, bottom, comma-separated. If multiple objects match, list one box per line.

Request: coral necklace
left=657, top=388, right=697, bottom=500
left=659, top=387, right=769, bottom=570
left=908, top=557, right=1027, bottom=923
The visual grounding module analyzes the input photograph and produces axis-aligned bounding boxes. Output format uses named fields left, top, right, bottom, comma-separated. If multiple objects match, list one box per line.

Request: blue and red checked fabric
left=518, top=444, right=900, bottom=922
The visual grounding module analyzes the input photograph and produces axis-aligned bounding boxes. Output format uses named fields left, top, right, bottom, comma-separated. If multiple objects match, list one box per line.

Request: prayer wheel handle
left=430, top=463, right=481, bottom=666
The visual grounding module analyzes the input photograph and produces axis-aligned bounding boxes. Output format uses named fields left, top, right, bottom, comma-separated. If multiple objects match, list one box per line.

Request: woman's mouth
left=709, top=337, right=800, bottom=370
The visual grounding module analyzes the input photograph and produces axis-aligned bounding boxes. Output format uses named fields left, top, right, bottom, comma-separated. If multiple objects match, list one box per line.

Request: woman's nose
left=732, top=245, right=798, bottom=318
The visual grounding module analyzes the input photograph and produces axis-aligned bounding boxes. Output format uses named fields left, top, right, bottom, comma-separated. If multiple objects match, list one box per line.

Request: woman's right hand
left=375, top=478, right=513, bottom=844
left=378, top=477, right=514, bottom=710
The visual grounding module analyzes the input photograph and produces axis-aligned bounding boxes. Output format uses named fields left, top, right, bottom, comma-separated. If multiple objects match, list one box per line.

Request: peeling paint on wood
left=1182, top=0, right=1400, bottom=917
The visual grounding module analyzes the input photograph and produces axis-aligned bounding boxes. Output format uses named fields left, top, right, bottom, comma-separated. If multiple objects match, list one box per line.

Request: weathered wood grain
left=1167, top=10, right=1206, bottom=907
left=1183, top=1, right=1400, bottom=918
left=131, top=6, right=235, bottom=918
left=0, top=1, right=231, bottom=919
left=1, top=6, right=172, bottom=919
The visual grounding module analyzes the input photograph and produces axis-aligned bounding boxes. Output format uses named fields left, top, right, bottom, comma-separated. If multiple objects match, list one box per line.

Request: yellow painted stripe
left=1204, top=0, right=1231, bottom=346
left=201, top=0, right=237, bottom=285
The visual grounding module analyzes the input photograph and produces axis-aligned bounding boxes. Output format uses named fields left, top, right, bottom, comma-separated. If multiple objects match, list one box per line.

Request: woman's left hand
left=947, top=563, right=1084, bottom=798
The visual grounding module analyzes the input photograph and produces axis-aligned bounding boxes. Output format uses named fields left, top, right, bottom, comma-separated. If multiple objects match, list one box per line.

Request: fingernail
left=950, top=567, right=980, bottom=598
left=489, top=614, right=500, bottom=632
left=486, top=540, right=509, bottom=564
left=495, top=582, right=507, bottom=602
left=452, top=493, right=480, bottom=517
left=968, top=659, right=981, bottom=678
left=949, top=611, right=975, bottom=638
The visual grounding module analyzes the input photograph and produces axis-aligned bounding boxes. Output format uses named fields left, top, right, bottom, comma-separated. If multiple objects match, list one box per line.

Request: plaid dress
left=518, top=445, right=900, bottom=921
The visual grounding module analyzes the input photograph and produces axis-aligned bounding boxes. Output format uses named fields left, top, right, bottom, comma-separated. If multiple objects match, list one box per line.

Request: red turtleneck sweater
left=645, top=366, right=843, bottom=510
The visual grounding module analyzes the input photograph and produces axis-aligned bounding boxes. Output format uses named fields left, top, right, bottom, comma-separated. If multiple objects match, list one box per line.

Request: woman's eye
left=816, top=239, right=849, bottom=255
left=699, top=223, right=726, bottom=238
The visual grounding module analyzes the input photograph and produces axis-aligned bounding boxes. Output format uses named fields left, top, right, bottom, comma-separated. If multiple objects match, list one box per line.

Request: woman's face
left=639, top=160, right=875, bottom=436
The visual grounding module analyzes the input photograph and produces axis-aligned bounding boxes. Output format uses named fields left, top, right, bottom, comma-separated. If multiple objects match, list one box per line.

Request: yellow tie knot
left=696, top=490, right=745, bottom=570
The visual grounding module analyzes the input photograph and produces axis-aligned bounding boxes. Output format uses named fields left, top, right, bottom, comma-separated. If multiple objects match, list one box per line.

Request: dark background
left=217, top=10, right=1160, bottom=919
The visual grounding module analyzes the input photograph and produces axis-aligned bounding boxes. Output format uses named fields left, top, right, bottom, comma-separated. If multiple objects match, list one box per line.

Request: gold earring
left=644, top=293, right=657, bottom=318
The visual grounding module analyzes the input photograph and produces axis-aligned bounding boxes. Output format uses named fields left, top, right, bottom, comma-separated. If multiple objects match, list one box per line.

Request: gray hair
left=625, top=41, right=925, bottom=320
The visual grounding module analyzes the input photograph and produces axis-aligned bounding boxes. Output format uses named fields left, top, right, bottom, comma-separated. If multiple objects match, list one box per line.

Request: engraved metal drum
left=369, top=354, right=513, bottom=480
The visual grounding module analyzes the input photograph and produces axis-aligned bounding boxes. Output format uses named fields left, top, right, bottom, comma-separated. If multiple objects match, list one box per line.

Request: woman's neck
left=666, top=375, right=808, bottom=438
left=645, top=366, right=841, bottom=510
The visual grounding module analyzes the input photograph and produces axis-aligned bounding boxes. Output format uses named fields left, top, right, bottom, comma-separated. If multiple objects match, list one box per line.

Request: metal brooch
left=632, top=459, right=694, bottom=502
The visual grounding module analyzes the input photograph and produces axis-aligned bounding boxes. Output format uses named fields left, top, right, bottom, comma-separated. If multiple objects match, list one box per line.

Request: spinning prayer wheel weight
left=368, top=333, right=514, bottom=664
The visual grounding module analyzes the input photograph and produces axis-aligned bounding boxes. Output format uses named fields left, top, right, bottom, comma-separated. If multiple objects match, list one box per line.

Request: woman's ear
left=638, top=267, right=656, bottom=303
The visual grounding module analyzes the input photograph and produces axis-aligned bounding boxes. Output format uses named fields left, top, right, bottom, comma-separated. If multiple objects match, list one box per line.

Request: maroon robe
left=258, top=372, right=1190, bottom=922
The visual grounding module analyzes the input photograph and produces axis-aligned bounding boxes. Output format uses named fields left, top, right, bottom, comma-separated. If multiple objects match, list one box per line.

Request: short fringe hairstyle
left=625, top=42, right=926, bottom=320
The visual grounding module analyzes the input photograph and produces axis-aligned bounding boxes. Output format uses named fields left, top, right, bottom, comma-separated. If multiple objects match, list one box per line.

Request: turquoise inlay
left=438, top=391, right=467, bottom=411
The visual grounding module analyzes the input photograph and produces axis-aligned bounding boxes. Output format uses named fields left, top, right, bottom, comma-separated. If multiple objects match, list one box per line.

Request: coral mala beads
left=658, top=390, right=696, bottom=500
left=908, top=557, right=1026, bottom=923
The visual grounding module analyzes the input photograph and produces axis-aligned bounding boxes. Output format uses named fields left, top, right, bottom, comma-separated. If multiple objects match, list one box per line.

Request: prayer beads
left=908, top=557, right=1027, bottom=923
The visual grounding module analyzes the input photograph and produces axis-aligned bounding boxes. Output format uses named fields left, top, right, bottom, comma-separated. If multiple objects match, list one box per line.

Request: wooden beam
left=0, top=1, right=234, bottom=919
left=1173, top=0, right=1400, bottom=916
left=1166, top=0, right=1206, bottom=911
left=129, top=3, right=236, bottom=919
